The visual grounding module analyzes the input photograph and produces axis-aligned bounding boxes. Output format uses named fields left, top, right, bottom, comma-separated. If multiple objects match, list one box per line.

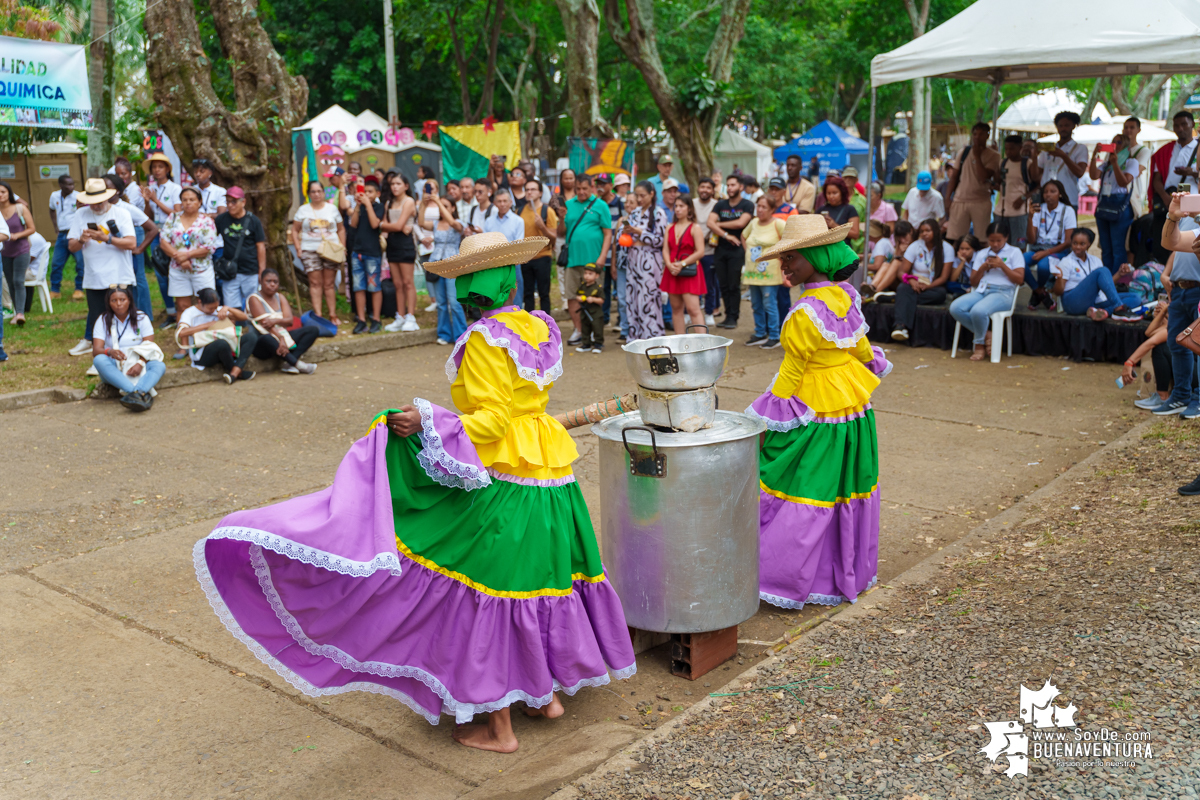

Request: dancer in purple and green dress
left=745, top=216, right=891, bottom=610
left=195, top=232, right=635, bottom=753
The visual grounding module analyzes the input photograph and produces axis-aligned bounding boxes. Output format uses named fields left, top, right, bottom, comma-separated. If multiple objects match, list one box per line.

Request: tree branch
left=673, top=0, right=720, bottom=34
left=840, top=81, right=867, bottom=130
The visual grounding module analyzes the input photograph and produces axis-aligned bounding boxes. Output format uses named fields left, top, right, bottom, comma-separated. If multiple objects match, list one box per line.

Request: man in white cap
left=660, top=177, right=680, bottom=222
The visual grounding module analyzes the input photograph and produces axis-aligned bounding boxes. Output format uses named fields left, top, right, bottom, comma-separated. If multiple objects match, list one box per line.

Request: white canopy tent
left=1038, top=121, right=1176, bottom=147
left=997, top=88, right=1112, bottom=134
left=862, top=0, right=1200, bottom=263
left=669, top=127, right=774, bottom=184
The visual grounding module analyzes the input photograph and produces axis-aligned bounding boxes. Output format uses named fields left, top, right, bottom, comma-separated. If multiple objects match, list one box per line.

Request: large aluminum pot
left=637, top=385, right=717, bottom=433
left=593, top=411, right=765, bottom=633
left=622, top=333, right=732, bottom=391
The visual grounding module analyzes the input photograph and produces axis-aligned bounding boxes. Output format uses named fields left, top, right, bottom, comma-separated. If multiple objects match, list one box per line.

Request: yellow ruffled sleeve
left=771, top=312, right=821, bottom=400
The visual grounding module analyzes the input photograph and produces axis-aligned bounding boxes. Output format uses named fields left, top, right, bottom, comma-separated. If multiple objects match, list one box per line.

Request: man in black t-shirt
left=706, top=174, right=754, bottom=328
left=214, top=186, right=267, bottom=311
left=348, top=176, right=385, bottom=333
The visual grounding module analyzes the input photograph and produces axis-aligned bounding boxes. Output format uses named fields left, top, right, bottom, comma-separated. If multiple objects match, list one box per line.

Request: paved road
left=0, top=320, right=1140, bottom=799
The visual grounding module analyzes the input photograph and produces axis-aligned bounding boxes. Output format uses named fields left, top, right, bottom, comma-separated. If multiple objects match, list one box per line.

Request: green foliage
left=679, top=71, right=730, bottom=115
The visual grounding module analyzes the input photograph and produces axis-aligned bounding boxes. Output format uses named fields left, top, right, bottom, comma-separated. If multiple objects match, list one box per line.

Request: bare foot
left=523, top=693, right=564, bottom=719
left=452, top=708, right=519, bottom=753
left=970, top=344, right=986, bottom=361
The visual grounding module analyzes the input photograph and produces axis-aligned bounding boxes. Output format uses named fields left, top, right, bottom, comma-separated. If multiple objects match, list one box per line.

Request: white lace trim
left=743, top=403, right=815, bottom=432
left=486, top=468, right=577, bottom=487
left=247, top=545, right=634, bottom=725
left=192, top=539, right=439, bottom=724
left=412, top=398, right=491, bottom=491
left=444, top=325, right=564, bottom=389
left=878, top=359, right=894, bottom=378
left=759, top=575, right=879, bottom=611
left=784, top=290, right=868, bottom=349
left=205, top=526, right=403, bottom=577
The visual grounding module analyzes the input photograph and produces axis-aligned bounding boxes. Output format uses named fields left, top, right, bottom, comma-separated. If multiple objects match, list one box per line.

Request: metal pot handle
left=621, top=425, right=666, bottom=478
left=644, top=345, right=674, bottom=360
left=685, top=324, right=709, bottom=334
left=643, top=345, right=679, bottom=376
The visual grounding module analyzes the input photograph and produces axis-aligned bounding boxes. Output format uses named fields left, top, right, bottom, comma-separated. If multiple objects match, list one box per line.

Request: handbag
left=557, top=195, right=598, bottom=268
left=1177, top=322, right=1200, bottom=356
left=213, top=220, right=247, bottom=282
left=1094, top=192, right=1129, bottom=223
left=317, top=237, right=346, bottom=264
left=249, top=293, right=297, bottom=349
left=175, top=318, right=239, bottom=356
left=670, top=223, right=698, bottom=277
left=150, top=213, right=175, bottom=276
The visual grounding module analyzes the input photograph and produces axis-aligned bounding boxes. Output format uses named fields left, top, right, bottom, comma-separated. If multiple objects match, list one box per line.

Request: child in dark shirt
left=575, top=263, right=605, bottom=353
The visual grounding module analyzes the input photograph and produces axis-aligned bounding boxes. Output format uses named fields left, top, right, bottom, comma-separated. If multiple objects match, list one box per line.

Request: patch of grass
left=1142, top=421, right=1200, bottom=444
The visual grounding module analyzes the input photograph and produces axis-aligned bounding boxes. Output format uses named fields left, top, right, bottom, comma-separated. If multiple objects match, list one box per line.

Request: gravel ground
left=575, top=420, right=1199, bottom=799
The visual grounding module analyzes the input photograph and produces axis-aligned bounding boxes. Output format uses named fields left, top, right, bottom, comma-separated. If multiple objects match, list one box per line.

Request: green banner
left=440, top=130, right=491, bottom=182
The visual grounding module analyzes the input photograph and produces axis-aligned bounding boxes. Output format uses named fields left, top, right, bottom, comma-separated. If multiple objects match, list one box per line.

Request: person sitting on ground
left=177, top=286, right=256, bottom=384
left=889, top=219, right=954, bottom=342
left=949, top=221, right=1024, bottom=361
left=1050, top=228, right=1138, bottom=320
left=1024, top=179, right=1076, bottom=310
left=90, top=285, right=165, bottom=411
left=947, top=234, right=983, bottom=297
left=866, top=221, right=893, bottom=274
left=246, top=268, right=319, bottom=374
left=862, top=220, right=915, bottom=297
left=1125, top=298, right=1173, bottom=410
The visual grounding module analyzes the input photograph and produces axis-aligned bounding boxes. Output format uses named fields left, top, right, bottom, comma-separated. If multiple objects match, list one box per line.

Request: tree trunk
left=86, top=0, right=115, bottom=177
left=555, top=0, right=612, bottom=137
left=901, top=0, right=931, bottom=191
left=1131, top=74, right=1169, bottom=119
left=1079, top=78, right=1105, bottom=125
left=1169, top=76, right=1200, bottom=118
left=144, top=0, right=308, bottom=291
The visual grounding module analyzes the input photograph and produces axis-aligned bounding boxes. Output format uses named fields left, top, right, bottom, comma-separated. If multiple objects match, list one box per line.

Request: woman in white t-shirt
left=176, top=286, right=258, bottom=383
left=1051, top=228, right=1140, bottom=319
left=889, top=219, right=955, bottom=342
left=1088, top=134, right=1142, bottom=273
left=90, top=286, right=164, bottom=409
left=1023, top=179, right=1077, bottom=310
left=949, top=222, right=1024, bottom=361
left=947, top=234, right=983, bottom=297
left=291, top=179, right=346, bottom=325
left=862, top=219, right=914, bottom=297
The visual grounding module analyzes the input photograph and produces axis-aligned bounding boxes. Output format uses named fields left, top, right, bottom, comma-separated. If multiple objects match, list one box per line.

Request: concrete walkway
left=0, top=319, right=1141, bottom=799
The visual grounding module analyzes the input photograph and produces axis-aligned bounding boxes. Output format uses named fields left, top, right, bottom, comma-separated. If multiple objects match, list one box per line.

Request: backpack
left=1127, top=261, right=1165, bottom=303
left=997, top=154, right=1036, bottom=197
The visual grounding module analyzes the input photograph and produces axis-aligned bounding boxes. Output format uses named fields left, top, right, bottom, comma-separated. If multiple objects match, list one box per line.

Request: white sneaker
left=891, top=328, right=909, bottom=342
left=425, top=302, right=438, bottom=313
left=575, top=346, right=592, bottom=353
left=704, top=314, right=716, bottom=327
left=436, top=338, right=450, bottom=345
left=297, top=360, right=316, bottom=374
left=384, top=316, right=405, bottom=332
left=280, top=364, right=300, bottom=375
left=401, top=313, right=420, bottom=332
left=69, top=338, right=92, bottom=356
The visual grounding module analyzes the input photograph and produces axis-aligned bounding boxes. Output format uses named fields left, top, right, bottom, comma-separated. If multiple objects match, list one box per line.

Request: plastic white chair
left=950, top=289, right=1017, bottom=363
left=23, top=265, right=52, bottom=314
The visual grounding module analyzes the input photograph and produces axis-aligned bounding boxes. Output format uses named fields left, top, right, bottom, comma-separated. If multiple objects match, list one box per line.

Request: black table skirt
left=863, top=301, right=1147, bottom=364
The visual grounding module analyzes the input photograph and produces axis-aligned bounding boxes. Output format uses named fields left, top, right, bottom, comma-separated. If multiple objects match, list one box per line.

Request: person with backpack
left=518, top=178, right=557, bottom=312
left=993, top=135, right=1036, bottom=250
left=945, top=122, right=1000, bottom=240
left=1088, top=133, right=1143, bottom=274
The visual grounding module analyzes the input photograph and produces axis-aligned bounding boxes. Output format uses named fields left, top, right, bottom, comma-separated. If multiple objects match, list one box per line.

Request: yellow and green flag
left=440, top=121, right=522, bottom=181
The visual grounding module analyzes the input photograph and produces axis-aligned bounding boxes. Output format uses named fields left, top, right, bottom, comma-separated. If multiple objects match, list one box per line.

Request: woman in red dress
left=661, top=194, right=708, bottom=334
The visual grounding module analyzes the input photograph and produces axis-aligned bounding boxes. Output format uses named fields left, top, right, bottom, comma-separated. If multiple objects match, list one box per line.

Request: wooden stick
left=554, top=393, right=639, bottom=430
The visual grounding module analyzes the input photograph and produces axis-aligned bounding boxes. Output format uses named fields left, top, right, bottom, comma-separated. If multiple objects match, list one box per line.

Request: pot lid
left=591, top=410, right=765, bottom=446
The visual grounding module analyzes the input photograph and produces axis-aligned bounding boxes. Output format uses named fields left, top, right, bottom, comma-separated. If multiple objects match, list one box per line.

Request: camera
left=1029, top=191, right=1043, bottom=206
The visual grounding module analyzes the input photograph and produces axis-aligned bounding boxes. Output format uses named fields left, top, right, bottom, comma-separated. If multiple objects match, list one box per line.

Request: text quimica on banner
left=0, top=35, right=92, bottom=129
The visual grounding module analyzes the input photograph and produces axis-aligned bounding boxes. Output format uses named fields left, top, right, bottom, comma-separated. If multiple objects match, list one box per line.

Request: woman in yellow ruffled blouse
left=744, top=215, right=892, bottom=611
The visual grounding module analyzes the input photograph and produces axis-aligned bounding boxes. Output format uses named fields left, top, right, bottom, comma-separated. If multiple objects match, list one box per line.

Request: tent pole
left=856, top=86, right=877, bottom=288
left=990, top=75, right=1002, bottom=146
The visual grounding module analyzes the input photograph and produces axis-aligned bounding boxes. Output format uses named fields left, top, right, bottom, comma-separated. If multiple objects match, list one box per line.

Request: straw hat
left=78, top=177, right=118, bottom=205
left=423, top=232, right=549, bottom=278
left=758, top=214, right=853, bottom=260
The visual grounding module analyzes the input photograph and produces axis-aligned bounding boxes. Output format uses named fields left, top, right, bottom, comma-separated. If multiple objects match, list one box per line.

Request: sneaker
left=424, top=302, right=438, bottom=313
left=568, top=332, right=582, bottom=346
left=1135, top=396, right=1165, bottom=410
left=159, top=319, right=176, bottom=330
left=384, top=316, right=405, bottom=332
left=297, top=360, right=316, bottom=374
left=119, top=392, right=141, bottom=411
left=891, top=328, right=909, bottom=342
left=1087, top=307, right=1109, bottom=322
left=72, top=290, right=84, bottom=301
left=49, top=290, right=61, bottom=299
left=592, top=347, right=604, bottom=354
left=400, top=314, right=420, bottom=332
left=368, top=319, right=382, bottom=334
left=745, top=334, right=768, bottom=346
left=280, top=364, right=300, bottom=375
left=1152, top=400, right=1188, bottom=416
left=436, top=338, right=450, bottom=345
left=223, top=373, right=235, bottom=385
left=137, top=391, right=154, bottom=412
left=760, top=338, right=781, bottom=350
left=873, top=291, right=895, bottom=303
left=704, top=314, right=716, bottom=327
left=352, top=319, right=367, bottom=334
left=576, top=345, right=593, bottom=353
left=1184, top=403, right=1200, bottom=421
left=172, top=350, right=187, bottom=360
left=68, top=338, right=92, bottom=356
left=1042, top=292, right=1057, bottom=310
left=238, top=370, right=256, bottom=381
left=1179, top=474, right=1200, bottom=496
left=616, top=335, right=628, bottom=344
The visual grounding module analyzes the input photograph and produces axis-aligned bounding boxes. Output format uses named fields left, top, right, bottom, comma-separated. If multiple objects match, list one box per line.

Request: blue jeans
left=1023, top=252, right=1056, bottom=291
left=750, top=284, right=781, bottom=339
left=132, top=226, right=153, bottom=316
left=776, top=281, right=792, bottom=324
left=701, top=255, right=719, bottom=314
left=222, top=273, right=260, bottom=311
left=949, top=286, right=1017, bottom=345
left=92, top=354, right=166, bottom=394
left=1095, top=202, right=1134, bottom=274
left=616, top=265, right=629, bottom=337
left=50, top=230, right=83, bottom=292
left=351, top=253, right=382, bottom=292
left=1167, top=285, right=1200, bottom=405
left=1060, top=269, right=1139, bottom=316
left=432, top=275, right=467, bottom=342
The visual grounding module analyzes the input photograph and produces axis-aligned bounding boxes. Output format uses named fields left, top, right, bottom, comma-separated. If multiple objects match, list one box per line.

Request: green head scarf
left=797, top=241, right=858, bottom=278
left=456, top=265, right=517, bottom=310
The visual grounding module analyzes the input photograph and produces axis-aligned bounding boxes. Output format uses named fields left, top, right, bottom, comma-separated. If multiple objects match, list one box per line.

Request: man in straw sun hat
left=67, top=177, right=137, bottom=358
left=192, top=229, right=635, bottom=755
left=743, top=213, right=892, bottom=612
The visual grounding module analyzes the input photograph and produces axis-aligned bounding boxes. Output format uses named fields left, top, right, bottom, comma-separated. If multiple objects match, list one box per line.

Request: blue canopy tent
left=773, top=120, right=876, bottom=186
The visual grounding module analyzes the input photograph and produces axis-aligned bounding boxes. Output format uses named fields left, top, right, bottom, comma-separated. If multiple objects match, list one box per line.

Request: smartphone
left=425, top=181, right=435, bottom=195
left=1181, top=195, right=1200, bottom=214
left=87, top=222, right=99, bottom=231
left=1098, top=143, right=1117, bottom=154
left=1115, top=370, right=1135, bottom=389
left=355, top=185, right=365, bottom=195
left=1037, top=141, right=1056, bottom=153
left=1029, top=191, right=1043, bottom=206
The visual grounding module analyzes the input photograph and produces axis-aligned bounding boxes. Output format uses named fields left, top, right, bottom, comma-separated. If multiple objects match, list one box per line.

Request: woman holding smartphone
left=1088, top=134, right=1142, bottom=273
left=1023, top=179, right=1076, bottom=310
